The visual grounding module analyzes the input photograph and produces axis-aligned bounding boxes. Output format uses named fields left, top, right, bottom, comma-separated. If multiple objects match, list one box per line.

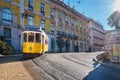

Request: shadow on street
left=83, top=61, right=120, bottom=80
left=0, top=54, right=41, bottom=64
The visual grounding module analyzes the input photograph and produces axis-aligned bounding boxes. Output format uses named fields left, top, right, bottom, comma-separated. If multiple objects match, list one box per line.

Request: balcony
left=50, top=30, right=55, bottom=34
left=57, top=31, right=64, bottom=36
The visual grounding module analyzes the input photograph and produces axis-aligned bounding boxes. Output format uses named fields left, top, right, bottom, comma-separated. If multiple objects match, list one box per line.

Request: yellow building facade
left=0, top=0, right=88, bottom=52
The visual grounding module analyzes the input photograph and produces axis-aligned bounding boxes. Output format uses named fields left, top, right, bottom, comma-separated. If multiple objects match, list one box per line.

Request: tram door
left=42, top=35, right=45, bottom=52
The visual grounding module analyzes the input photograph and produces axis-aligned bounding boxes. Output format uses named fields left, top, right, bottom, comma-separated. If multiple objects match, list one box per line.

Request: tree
left=0, top=36, right=14, bottom=55
left=56, top=37, right=65, bottom=52
left=108, top=10, right=120, bottom=29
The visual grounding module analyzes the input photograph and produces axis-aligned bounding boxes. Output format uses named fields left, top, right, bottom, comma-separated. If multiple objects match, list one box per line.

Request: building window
left=51, top=38, right=55, bottom=51
left=5, top=0, right=12, bottom=3
left=40, top=3, right=45, bottom=15
left=50, top=8, right=54, bottom=19
left=40, top=20, right=46, bottom=31
left=28, top=16, right=34, bottom=26
left=80, top=23, right=82, bottom=29
left=28, top=0, right=34, bottom=11
left=2, top=8, right=13, bottom=25
left=84, top=25, right=86, bottom=31
left=59, top=26, right=62, bottom=32
left=65, top=15, right=68, bottom=24
left=4, top=28, right=11, bottom=38
left=3, top=28, right=11, bottom=45
left=75, top=19, right=78, bottom=26
left=72, top=30, right=74, bottom=35
left=65, top=27, right=68, bottom=33
left=50, top=23, right=54, bottom=34
left=80, top=43, right=83, bottom=51
left=80, top=34, right=82, bottom=40
left=71, top=17, right=74, bottom=26
left=58, top=12, right=62, bottom=21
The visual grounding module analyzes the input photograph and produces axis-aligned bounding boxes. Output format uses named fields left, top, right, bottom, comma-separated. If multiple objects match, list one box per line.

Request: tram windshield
left=28, top=33, right=34, bottom=42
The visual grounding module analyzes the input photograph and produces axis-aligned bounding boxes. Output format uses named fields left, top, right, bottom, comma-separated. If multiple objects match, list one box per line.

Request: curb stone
left=94, top=58, right=120, bottom=69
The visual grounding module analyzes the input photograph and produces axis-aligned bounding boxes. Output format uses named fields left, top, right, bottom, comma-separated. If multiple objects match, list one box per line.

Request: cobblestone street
left=1, top=52, right=120, bottom=80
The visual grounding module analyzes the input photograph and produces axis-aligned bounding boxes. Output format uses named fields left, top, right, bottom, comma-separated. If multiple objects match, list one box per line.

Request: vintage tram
left=22, top=27, right=48, bottom=55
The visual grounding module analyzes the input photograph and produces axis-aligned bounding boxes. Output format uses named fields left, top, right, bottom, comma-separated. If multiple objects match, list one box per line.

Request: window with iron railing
left=40, top=3, right=45, bottom=16
left=28, top=0, right=34, bottom=11
left=58, top=12, right=62, bottom=21
left=50, top=23, right=54, bottom=34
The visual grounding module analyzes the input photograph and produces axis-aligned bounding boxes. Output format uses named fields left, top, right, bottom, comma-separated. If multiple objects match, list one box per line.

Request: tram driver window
left=28, top=33, right=34, bottom=42
left=36, top=33, right=41, bottom=42
left=24, top=33, right=27, bottom=42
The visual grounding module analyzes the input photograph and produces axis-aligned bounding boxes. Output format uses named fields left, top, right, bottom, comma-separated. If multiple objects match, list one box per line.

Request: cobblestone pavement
left=0, top=54, right=33, bottom=80
left=23, top=52, right=120, bottom=80
left=1, top=52, right=120, bottom=80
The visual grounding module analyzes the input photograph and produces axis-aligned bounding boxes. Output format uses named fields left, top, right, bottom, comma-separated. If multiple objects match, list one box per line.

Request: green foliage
left=0, top=36, right=14, bottom=55
left=108, top=10, right=120, bottom=29
left=74, top=45, right=79, bottom=52
left=56, top=37, right=65, bottom=52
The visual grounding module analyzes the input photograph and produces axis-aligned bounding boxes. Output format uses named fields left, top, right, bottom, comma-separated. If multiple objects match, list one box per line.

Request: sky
left=63, top=0, right=118, bottom=30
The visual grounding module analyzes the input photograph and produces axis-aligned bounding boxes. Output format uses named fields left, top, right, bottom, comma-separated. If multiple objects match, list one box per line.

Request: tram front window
left=36, top=33, right=41, bottom=42
left=23, top=33, right=27, bottom=42
left=28, top=33, right=34, bottom=42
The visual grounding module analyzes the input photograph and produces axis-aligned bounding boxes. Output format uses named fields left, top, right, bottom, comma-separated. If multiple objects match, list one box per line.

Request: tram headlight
left=29, top=47, right=32, bottom=50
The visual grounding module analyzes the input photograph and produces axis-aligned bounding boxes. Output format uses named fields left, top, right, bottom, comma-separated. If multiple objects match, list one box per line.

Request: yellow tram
left=22, top=27, right=49, bottom=54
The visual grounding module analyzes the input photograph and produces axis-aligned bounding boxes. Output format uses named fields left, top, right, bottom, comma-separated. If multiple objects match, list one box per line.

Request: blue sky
left=64, top=0, right=116, bottom=30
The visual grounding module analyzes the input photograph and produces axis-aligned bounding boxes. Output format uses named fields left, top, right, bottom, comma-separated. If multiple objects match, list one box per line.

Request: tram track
left=32, top=56, right=75, bottom=80
left=62, top=55, right=93, bottom=69
left=32, top=58, right=57, bottom=80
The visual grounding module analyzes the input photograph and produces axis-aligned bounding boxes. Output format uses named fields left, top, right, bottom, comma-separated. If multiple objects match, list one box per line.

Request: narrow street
left=23, top=52, right=120, bottom=80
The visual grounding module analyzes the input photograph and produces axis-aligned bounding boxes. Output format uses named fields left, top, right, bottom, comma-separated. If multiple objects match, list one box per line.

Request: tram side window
left=24, top=33, right=27, bottom=42
left=45, top=39, right=48, bottom=45
left=36, top=33, right=41, bottom=42
left=28, top=33, right=34, bottom=42
left=42, top=35, right=44, bottom=44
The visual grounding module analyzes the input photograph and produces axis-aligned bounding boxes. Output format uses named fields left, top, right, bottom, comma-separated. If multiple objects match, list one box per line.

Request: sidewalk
left=0, top=54, right=33, bottom=80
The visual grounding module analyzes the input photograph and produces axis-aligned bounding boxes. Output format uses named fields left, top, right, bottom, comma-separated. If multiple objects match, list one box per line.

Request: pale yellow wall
left=45, top=19, right=50, bottom=32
